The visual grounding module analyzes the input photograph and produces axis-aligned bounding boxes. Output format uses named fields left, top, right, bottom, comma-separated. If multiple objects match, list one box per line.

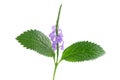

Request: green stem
left=52, top=4, right=62, bottom=80
left=53, top=63, right=58, bottom=80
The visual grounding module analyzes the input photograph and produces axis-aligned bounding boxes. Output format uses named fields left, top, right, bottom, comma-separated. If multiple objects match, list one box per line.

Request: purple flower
left=49, top=26, right=64, bottom=50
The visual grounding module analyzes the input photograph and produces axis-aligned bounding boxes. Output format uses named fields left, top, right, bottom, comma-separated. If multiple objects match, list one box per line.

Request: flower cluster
left=49, top=26, right=64, bottom=50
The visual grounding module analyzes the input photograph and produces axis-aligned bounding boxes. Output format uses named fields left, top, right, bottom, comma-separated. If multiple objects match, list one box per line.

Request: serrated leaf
left=16, top=29, right=55, bottom=57
left=61, top=41, right=105, bottom=62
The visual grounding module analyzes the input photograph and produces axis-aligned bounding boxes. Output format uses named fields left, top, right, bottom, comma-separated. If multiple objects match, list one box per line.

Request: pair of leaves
left=16, top=30, right=105, bottom=62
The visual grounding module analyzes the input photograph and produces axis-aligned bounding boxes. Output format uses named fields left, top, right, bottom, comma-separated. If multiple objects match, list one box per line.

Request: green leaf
left=61, top=41, right=105, bottom=62
left=16, top=29, right=55, bottom=57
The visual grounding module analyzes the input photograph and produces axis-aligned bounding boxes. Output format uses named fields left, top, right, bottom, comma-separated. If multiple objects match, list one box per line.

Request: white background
left=0, top=0, right=120, bottom=80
